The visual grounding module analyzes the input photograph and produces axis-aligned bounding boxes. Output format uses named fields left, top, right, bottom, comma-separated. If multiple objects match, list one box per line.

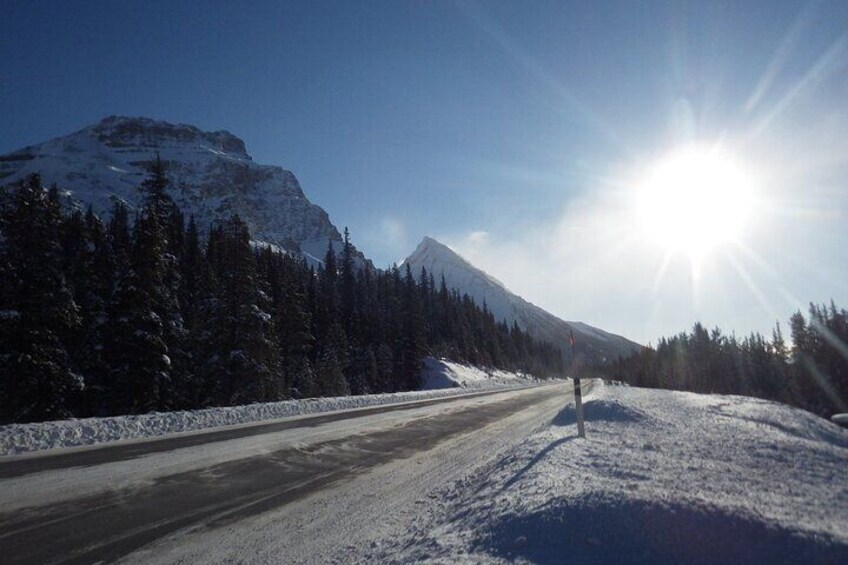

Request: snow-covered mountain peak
left=407, top=237, right=508, bottom=291
left=0, top=116, right=345, bottom=261
left=404, top=237, right=640, bottom=363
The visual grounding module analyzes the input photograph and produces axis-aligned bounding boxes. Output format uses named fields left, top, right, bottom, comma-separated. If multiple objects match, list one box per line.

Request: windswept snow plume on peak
left=0, top=116, right=353, bottom=262
left=404, top=236, right=640, bottom=363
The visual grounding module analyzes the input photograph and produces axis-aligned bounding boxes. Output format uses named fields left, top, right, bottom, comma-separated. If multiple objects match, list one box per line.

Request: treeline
left=605, top=305, right=848, bottom=418
left=0, top=166, right=562, bottom=424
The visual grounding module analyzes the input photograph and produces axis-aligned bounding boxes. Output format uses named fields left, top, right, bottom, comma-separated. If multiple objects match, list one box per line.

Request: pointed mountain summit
left=404, top=237, right=640, bottom=362
left=0, top=116, right=346, bottom=262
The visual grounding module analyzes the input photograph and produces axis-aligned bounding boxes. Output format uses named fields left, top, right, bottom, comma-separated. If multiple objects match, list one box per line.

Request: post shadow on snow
left=552, top=398, right=649, bottom=427
left=500, top=400, right=646, bottom=493
left=473, top=495, right=848, bottom=565
left=500, top=436, right=578, bottom=493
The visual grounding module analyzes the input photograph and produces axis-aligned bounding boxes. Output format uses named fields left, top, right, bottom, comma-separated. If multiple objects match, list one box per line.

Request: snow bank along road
left=0, top=381, right=573, bottom=564
left=370, top=382, right=848, bottom=563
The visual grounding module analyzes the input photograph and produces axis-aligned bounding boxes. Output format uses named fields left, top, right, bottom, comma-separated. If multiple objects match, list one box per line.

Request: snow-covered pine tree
left=399, top=263, right=424, bottom=390
left=348, top=346, right=378, bottom=395
left=375, top=342, right=395, bottom=393
left=0, top=175, right=83, bottom=423
left=315, top=345, right=349, bottom=397
left=100, top=161, right=187, bottom=414
left=57, top=207, right=111, bottom=415
left=259, top=246, right=313, bottom=396
left=200, top=216, right=280, bottom=405
left=74, top=207, right=114, bottom=415
left=178, top=216, right=217, bottom=406
left=141, top=156, right=189, bottom=408
left=102, top=212, right=171, bottom=414
left=340, top=227, right=357, bottom=337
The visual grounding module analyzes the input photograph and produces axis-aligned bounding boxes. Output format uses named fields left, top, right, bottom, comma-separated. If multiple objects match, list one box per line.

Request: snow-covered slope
left=420, top=357, right=536, bottom=390
left=0, top=116, right=347, bottom=262
left=372, top=382, right=848, bottom=563
left=404, top=236, right=640, bottom=362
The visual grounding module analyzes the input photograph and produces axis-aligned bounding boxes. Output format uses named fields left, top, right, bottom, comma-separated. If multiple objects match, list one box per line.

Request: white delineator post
left=570, top=330, right=586, bottom=438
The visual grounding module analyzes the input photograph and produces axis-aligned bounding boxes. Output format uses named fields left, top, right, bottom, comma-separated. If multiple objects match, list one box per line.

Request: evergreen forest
left=604, top=305, right=848, bottom=418
left=0, top=166, right=563, bottom=424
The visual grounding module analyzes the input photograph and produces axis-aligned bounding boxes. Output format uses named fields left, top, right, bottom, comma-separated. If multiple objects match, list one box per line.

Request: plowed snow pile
left=372, top=382, right=848, bottom=564
left=0, top=357, right=535, bottom=455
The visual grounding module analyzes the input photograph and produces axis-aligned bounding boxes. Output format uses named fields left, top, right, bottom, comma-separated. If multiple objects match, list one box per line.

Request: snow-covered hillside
left=404, top=236, right=640, bottom=362
left=371, top=382, right=848, bottom=563
left=0, top=116, right=349, bottom=262
left=420, top=357, right=536, bottom=390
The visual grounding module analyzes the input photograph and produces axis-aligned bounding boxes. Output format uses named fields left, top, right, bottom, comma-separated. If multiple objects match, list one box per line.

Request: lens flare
left=636, top=145, right=755, bottom=257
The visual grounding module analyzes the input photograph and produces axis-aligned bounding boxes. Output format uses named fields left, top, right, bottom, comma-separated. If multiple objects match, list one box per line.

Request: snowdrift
left=0, top=357, right=535, bottom=455
left=372, top=382, right=848, bottom=563
left=420, top=357, right=536, bottom=390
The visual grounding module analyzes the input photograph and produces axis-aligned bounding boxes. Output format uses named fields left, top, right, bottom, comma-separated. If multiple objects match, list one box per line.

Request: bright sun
left=636, top=145, right=755, bottom=257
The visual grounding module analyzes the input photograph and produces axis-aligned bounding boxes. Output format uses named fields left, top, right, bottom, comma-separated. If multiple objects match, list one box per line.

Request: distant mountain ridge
left=1, top=117, right=638, bottom=363
left=404, top=237, right=640, bottom=363
left=0, top=116, right=350, bottom=263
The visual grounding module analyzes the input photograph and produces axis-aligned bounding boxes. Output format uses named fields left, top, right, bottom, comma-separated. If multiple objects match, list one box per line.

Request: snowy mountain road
left=0, top=382, right=572, bottom=564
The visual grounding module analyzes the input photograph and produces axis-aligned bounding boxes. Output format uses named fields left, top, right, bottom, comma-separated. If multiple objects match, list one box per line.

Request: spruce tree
left=0, top=176, right=82, bottom=423
left=316, top=346, right=349, bottom=397
left=199, top=216, right=280, bottom=405
left=340, top=227, right=357, bottom=335
left=375, top=342, right=395, bottom=393
left=100, top=162, right=187, bottom=414
left=399, top=264, right=424, bottom=390
left=102, top=212, right=171, bottom=414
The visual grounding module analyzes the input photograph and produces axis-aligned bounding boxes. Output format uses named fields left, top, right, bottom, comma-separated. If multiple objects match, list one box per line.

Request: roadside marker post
left=569, top=330, right=586, bottom=438
left=574, top=377, right=586, bottom=438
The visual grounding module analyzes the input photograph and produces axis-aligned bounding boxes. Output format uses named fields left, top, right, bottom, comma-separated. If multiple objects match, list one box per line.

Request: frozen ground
left=367, top=382, right=848, bottom=564
left=0, top=357, right=535, bottom=455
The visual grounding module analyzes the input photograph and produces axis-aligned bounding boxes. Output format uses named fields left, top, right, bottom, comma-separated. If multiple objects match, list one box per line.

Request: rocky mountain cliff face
left=404, top=237, right=641, bottom=363
left=0, top=116, right=345, bottom=262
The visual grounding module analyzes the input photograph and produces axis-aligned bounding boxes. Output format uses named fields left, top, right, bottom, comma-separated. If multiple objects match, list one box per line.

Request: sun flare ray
left=725, top=249, right=779, bottom=320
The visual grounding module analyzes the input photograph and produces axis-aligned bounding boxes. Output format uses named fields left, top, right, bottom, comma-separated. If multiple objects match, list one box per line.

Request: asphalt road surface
left=0, top=382, right=573, bottom=564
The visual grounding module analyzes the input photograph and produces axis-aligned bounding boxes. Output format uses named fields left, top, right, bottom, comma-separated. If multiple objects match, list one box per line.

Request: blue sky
left=2, top=1, right=847, bottom=344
